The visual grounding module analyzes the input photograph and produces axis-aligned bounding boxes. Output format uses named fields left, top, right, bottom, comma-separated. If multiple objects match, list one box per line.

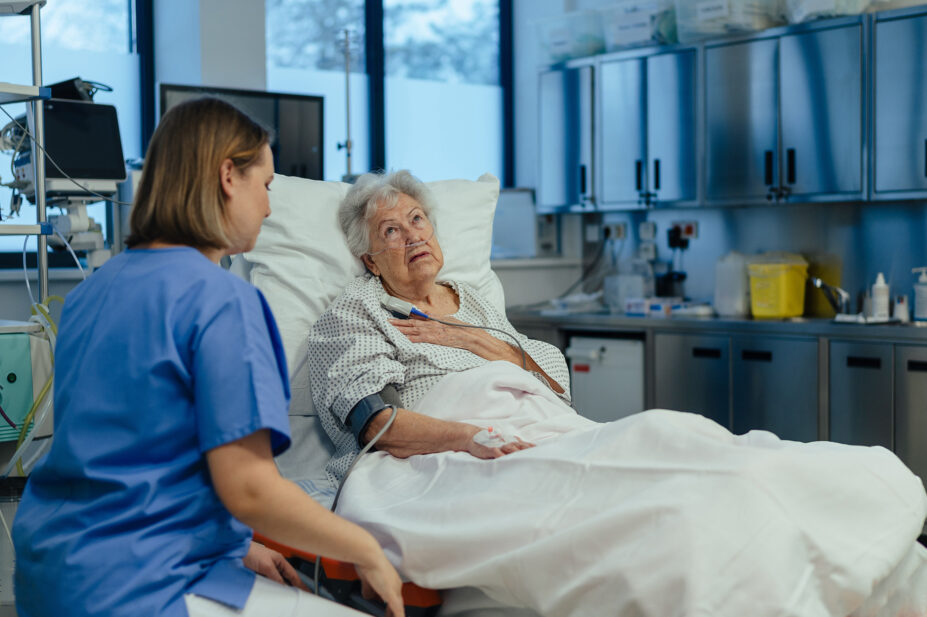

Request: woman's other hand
left=243, top=541, right=308, bottom=590
left=355, top=551, right=406, bottom=617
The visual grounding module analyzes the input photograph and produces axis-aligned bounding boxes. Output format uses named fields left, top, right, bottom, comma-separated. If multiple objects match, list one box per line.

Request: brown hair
left=126, top=97, right=270, bottom=249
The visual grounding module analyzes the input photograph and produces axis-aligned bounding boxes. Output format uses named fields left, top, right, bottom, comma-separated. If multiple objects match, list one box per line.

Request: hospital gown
left=307, top=274, right=569, bottom=485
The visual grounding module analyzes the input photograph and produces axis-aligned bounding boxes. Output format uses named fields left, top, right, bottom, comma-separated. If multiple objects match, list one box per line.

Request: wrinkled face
left=362, top=193, right=443, bottom=290
left=223, top=144, right=274, bottom=255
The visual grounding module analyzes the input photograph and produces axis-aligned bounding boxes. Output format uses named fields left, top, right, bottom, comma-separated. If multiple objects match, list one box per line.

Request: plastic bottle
left=913, top=268, right=927, bottom=321
left=872, top=272, right=890, bottom=321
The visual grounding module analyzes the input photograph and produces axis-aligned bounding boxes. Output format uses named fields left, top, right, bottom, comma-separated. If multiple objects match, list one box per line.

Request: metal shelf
left=0, top=223, right=51, bottom=236
left=0, top=82, right=49, bottom=105
left=0, top=2, right=46, bottom=16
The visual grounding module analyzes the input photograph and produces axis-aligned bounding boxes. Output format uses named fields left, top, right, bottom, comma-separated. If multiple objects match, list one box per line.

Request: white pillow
left=241, top=172, right=505, bottom=416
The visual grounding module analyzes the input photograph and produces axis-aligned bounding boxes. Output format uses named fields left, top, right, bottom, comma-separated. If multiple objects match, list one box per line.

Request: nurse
left=12, top=98, right=404, bottom=617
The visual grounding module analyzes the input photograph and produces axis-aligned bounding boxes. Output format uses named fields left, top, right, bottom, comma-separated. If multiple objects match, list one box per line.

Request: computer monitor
left=160, top=84, right=324, bottom=181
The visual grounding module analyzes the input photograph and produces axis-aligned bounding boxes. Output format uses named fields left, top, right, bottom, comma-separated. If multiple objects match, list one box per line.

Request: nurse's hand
left=244, top=541, right=309, bottom=591
left=355, top=550, right=405, bottom=617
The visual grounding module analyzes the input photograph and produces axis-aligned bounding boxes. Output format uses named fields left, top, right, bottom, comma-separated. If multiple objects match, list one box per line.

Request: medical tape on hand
left=472, top=426, right=516, bottom=448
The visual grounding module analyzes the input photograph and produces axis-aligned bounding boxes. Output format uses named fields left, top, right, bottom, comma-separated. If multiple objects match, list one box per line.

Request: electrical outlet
left=639, top=221, right=657, bottom=241
left=639, top=241, right=657, bottom=261
left=604, top=223, right=627, bottom=240
left=673, top=220, right=698, bottom=239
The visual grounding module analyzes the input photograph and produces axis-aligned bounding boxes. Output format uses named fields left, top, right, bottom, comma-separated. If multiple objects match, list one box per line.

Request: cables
left=428, top=317, right=527, bottom=371
left=314, top=404, right=399, bottom=596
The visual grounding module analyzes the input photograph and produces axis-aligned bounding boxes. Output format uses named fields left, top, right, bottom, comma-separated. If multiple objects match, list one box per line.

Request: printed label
left=697, top=0, right=729, bottom=22
left=605, top=11, right=654, bottom=46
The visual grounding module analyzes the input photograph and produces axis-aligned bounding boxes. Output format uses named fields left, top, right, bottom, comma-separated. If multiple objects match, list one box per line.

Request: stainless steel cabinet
left=654, top=333, right=730, bottom=427
left=537, top=66, right=595, bottom=212
left=599, top=49, right=696, bottom=208
left=705, top=20, right=864, bottom=204
left=732, top=336, right=818, bottom=441
left=829, top=341, right=893, bottom=447
left=706, top=38, right=778, bottom=203
left=895, top=345, right=927, bottom=490
left=873, top=10, right=927, bottom=197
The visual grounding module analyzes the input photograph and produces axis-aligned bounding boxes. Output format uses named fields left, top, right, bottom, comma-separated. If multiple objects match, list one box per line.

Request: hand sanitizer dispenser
left=914, top=268, right=927, bottom=322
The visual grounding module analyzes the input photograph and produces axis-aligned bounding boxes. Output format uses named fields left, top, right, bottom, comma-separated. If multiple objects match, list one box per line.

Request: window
left=384, top=0, right=502, bottom=181
left=0, top=0, right=140, bottom=254
left=266, top=0, right=369, bottom=181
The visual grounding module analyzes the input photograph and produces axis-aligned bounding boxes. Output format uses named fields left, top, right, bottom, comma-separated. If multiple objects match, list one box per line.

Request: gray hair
left=338, top=169, right=437, bottom=258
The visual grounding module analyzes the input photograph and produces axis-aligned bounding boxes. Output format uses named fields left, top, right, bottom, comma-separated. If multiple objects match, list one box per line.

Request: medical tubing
left=52, top=227, right=87, bottom=280
left=22, top=235, right=37, bottom=307
left=558, top=236, right=607, bottom=299
left=4, top=303, right=58, bottom=477
left=0, top=105, right=132, bottom=206
left=2, top=383, right=52, bottom=478
left=314, top=404, right=399, bottom=596
left=0, top=404, right=17, bottom=430
left=21, top=436, right=51, bottom=473
left=429, top=317, right=527, bottom=370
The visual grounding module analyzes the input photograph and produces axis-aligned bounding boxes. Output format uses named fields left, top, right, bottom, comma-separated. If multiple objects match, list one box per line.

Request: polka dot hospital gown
left=307, top=275, right=572, bottom=486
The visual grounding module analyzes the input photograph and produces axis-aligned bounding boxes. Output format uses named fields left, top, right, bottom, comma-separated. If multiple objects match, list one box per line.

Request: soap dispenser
left=913, top=268, right=927, bottom=321
left=872, top=273, right=890, bottom=320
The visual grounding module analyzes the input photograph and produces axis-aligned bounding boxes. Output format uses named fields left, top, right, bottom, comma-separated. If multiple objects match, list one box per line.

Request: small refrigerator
left=565, top=336, right=645, bottom=422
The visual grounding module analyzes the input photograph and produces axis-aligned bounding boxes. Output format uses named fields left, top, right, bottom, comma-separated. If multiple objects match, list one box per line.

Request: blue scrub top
left=12, top=247, right=292, bottom=617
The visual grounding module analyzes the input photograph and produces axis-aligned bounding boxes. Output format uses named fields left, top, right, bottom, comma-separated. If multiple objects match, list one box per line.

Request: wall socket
left=672, top=220, right=699, bottom=239
left=639, top=221, right=657, bottom=241
left=604, top=223, right=627, bottom=240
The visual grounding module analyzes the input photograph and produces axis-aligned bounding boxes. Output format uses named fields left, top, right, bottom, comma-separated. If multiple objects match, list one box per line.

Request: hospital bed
left=234, top=172, right=927, bottom=617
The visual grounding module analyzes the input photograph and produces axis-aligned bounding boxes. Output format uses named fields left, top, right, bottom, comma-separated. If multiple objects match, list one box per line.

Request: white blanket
left=336, top=362, right=927, bottom=617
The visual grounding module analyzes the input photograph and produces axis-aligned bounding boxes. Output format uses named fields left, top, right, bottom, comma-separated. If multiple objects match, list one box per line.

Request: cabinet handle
left=653, top=159, right=661, bottom=191
left=579, top=165, right=587, bottom=195
left=764, top=150, right=774, bottom=186
left=847, top=356, right=881, bottom=369
left=742, top=350, right=772, bottom=362
left=786, top=148, right=796, bottom=185
left=907, top=360, right=927, bottom=372
left=635, top=160, right=642, bottom=191
left=924, top=139, right=926, bottom=178
left=692, top=347, right=722, bottom=359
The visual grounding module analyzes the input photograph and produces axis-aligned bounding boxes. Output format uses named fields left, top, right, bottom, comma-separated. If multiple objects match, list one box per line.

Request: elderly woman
left=308, top=170, right=569, bottom=482
left=307, top=171, right=927, bottom=617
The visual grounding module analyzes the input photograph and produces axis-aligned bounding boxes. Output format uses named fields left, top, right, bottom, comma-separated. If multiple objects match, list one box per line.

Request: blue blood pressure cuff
left=346, top=393, right=392, bottom=446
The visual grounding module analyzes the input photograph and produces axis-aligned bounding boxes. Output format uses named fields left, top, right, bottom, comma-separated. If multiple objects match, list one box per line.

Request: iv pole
left=337, top=29, right=358, bottom=183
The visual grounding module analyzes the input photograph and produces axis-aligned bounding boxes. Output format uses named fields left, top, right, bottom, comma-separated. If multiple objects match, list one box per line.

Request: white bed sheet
left=335, top=362, right=927, bottom=617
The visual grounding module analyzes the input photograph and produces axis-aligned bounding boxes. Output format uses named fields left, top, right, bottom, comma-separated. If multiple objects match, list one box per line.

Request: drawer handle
left=742, top=350, right=772, bottom=362
left=907, top=360, right=927, bottom=372
left=692, top=347, right=722, bottom=359
left=847, top=356, right=881, bottom=369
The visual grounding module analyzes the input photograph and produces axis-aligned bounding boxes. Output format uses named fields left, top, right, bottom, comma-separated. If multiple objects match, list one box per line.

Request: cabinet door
left=874, top=13, right=927, bottom=195
left=779, top=24, right=863, bottom=199
left=647, top=50, right=697, bottom=205
left=732, top=336, right=818, bottom=441
left=537, top=67, right=594, bottom=211
left=705, top=38, right=778, bottom=203
left=654, top=333, right=730, bottom=428
left=895, top=345, right=927, bottom=491
left=829, top=342, right=893, bottom=448
left=599, top=58, right=646, bottom=207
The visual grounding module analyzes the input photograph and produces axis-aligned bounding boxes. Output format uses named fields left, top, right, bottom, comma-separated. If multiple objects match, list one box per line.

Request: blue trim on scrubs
left=12, top=247, right=291, bottom=617
left=347, top=393, right=390, bottom=445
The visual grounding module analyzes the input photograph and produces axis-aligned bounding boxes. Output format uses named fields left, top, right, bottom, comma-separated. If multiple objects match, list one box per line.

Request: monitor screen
left=160, top=84, right=324, bottom=181
left=41, top=99, right=126, bottom=181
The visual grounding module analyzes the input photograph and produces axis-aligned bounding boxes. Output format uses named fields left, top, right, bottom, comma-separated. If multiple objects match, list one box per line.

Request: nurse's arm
left=206, top=429, right=405, bottom=617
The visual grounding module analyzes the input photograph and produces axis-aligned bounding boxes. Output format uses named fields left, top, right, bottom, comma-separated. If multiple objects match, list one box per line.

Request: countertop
left=506, top=308, right=927, bottom=343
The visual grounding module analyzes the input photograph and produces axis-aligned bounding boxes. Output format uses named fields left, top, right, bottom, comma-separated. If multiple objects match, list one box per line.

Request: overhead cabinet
left=873, top=8, right=927, bottom=198
left=598, top=49, right=697, bottom=208
left=537, top=65, right=595, bottom=212
left=705, top=20, right=865, bottom=204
